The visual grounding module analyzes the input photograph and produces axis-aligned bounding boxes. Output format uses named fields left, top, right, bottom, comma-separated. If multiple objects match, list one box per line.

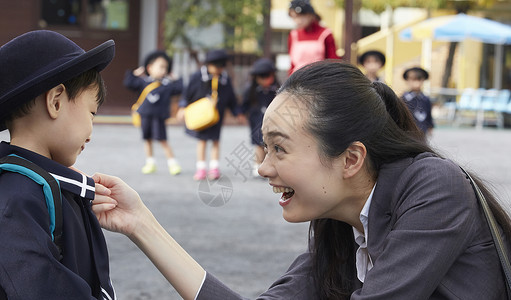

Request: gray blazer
left=197, top=153, right=509, bottom=299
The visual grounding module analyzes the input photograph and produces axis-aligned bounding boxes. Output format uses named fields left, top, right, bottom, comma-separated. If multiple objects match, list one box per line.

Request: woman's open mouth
left=273, top=186, right=295, bottom=207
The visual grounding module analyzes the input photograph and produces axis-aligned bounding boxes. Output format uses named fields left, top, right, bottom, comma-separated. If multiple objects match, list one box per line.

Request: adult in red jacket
left=288, top=0, right=339, bottom=75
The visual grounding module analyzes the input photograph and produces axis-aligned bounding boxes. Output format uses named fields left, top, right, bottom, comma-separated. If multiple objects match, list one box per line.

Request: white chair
left=493, top=89, right=510, bottom=129
left=476, top=89, right=498, bottom=129
left=454, top=88, right=484, bottom=127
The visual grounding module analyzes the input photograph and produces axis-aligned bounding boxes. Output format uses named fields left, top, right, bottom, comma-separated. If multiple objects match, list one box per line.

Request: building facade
left=0, top=0, right=166, bottom=115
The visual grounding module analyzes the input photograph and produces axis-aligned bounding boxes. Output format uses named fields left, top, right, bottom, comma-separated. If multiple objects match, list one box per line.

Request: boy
left=401, top=67, right=434, bottom=137
left=0, top=30, right=116, bottom=299
left=358, top=50, right=386, bottom=82
left=124, top=50, right=183, bottom=175
left=177, top=49, right=239, bottom=180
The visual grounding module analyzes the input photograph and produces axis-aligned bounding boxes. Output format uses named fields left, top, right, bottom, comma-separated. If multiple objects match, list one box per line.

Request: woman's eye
left=274, top=145, right=284, bottom=153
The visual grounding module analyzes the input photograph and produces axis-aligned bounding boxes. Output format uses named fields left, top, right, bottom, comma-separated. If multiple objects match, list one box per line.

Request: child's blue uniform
left=179, top=66, right=239, bottom=141
left=241, top=82, right=279, bottom=145
left=0, top=142, right=116, bottom=299
left=402, top=91, right=434, bottom=134
left=124, top=72, right=183, bottom=140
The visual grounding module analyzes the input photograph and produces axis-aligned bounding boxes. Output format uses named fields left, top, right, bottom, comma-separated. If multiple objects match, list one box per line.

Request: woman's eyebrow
left=265, top=130, right=290, bottom=140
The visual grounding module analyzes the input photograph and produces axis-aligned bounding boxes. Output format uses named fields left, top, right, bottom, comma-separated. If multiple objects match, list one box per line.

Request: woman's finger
left=94, top=182, right=111, bottom=196
left=91, top=203, right=117, bottom=214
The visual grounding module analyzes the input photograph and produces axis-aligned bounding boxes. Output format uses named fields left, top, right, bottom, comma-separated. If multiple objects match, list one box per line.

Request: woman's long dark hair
left=278, top=60, right=511, bottom=299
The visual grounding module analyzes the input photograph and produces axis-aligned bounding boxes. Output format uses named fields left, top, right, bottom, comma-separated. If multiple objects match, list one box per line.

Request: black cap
left=0, top=30, right=115, bottom=131
left=205, top=49, right=229, bottom=64
left=403, top=67, right=429, bottom=80
left=250, top=58, right=276, bottom=75
left=358, top=50, right=386, bottom=66
left=289, top=0, right=315, bottom=15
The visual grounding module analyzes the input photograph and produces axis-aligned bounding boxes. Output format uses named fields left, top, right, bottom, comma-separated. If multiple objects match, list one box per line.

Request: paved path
left=2, top=124, right=511, bottom=299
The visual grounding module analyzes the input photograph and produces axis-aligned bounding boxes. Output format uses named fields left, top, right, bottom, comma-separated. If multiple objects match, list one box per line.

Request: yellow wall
left=459, top=40, right=483, bottom=89
left=356, top=10, right=486, bottom=95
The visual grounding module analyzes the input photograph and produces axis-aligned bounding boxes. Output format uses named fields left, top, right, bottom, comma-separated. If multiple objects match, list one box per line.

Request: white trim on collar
left=50, top=173, right=95, bottom=198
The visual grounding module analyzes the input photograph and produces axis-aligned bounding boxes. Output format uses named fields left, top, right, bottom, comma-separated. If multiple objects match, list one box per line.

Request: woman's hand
left=92, top=174, right=206, bottom=299
left=92, top=173, right=150, bottom=237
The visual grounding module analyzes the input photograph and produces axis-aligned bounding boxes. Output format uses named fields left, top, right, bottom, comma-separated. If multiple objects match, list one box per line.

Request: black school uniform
left=124, top=72, right=183, bottom=140
left=179, top=66, right=239, bottom=141
left=241, top=82, right=278, bottom=146
left=0, top=142, right=116, bottom=299
left=401, top=91, right=434, bottom=134
left=123, top=72, right=183, bottom=120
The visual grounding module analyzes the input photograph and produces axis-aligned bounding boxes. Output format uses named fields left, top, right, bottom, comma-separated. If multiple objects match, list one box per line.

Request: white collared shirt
left=352, top=184, right=376, bottom=282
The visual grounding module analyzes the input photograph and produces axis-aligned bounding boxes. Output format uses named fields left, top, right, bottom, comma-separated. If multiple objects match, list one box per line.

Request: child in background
left=358, top=50, right=386, bottom=82
left=124, top=50, right=183, bottom=175
left=177, top=49, right=239, bottom=181
left=401, top=67, right=434, bottom=138
left=241, top=58, right=279, bottom=178
left=0, top=30, right=116, bottom=299
left=288, top=0, right=339, bottom=75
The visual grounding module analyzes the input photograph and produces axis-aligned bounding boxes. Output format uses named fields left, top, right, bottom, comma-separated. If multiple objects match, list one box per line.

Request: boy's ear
left=342, top=141, right=367, bottom=179
left=45, top=84, right=66, bottom=119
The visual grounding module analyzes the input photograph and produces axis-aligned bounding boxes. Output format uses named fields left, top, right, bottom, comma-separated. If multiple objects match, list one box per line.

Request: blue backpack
left=0, top=155, right=63, bottom=259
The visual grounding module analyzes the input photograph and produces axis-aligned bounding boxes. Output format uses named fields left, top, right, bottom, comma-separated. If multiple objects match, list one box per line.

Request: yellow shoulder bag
left=131, top=81, right=161, bottom=127
left=184, top=75, right=220, bottom=131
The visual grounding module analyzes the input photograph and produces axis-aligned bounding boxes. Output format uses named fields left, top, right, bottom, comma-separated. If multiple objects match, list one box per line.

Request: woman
left=93, top=61, right=511, bottom=299
left=287, top=0, right=339, bottom=75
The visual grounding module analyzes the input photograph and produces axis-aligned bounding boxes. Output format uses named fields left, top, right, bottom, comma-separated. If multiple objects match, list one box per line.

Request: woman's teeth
left=273, top=186, right=294, bottom=193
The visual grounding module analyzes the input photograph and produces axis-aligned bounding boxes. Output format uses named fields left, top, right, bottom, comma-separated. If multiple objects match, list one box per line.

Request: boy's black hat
left=0, top=30, right=115, bottom=131
left=289, top=0, right=315, bottom=15
left=205, top=49, right=229, bottom=64
left=144, top=50, right=172, bottom=76
left=403, top=67, right=429, bottom=80
left=358, top=50, right=386, bottom=66
left=250, top=58, right=276, bottom=75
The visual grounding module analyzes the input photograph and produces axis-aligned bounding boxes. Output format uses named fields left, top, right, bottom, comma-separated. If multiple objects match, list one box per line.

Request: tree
left=165, top=0, right=266, bottom=61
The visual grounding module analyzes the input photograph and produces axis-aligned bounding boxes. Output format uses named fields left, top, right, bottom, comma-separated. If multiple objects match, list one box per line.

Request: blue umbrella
left=400, top=13, right=511, bottom=89
left=400, top=13, right=511, bottom=45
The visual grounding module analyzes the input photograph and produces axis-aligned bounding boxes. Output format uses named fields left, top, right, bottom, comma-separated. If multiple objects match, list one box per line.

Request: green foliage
left=333, top=0, right=496, bottom=14
left=165, top=0, right=266, bottom=53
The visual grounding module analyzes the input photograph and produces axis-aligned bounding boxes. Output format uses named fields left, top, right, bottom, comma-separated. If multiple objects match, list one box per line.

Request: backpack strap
left=0, top=154, right=63, bottom=260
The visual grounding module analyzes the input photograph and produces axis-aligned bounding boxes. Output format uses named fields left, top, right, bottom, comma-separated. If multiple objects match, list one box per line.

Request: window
left=41, top=0, right=129, bottom=30
left=271, top=30, right=289, bottom=54
left=87, top=0, right=129, bottom=30
left=41, top=0, right=82, bottom=26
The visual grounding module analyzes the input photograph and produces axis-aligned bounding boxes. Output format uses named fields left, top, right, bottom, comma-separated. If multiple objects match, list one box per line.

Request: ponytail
left=370, top=81, right=423, bottom=139
left=362, top=81, right=432, bottom=172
